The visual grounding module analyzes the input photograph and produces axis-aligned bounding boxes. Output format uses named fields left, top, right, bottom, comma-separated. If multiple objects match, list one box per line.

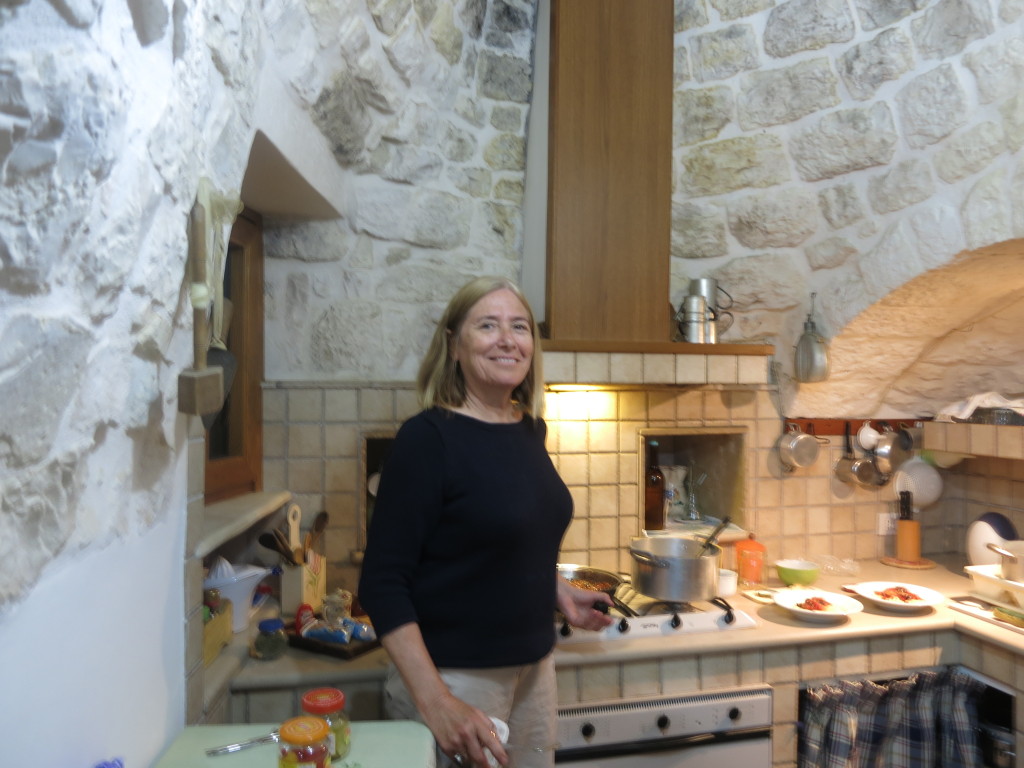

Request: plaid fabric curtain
left=799, top=667, right=985, bottom=768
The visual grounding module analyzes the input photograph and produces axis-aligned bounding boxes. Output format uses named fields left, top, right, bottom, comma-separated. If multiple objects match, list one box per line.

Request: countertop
left=231, top=557, right=1024, bottom=686
left=155, top=720, right=435, bottom=768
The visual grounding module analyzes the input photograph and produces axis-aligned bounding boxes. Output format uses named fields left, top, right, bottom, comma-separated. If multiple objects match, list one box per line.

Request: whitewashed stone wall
left=0, top=0, right=537, bottom=609
left=261, top=0, right=537, bottom=383
left=671, top=0, right=1024, bottom=418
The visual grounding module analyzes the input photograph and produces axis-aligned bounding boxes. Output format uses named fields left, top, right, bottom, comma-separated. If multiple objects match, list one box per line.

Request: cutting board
left=286, top=627, right=380, bottom=660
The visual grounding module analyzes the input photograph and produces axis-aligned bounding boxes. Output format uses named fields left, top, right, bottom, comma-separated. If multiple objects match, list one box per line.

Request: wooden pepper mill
left=895, top=490, right=921, bottom=563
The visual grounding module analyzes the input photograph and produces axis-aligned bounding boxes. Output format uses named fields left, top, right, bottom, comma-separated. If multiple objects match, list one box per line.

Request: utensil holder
left=896, top=519, right=921, bottom=562
left=281, top=558, right=326, bottom=617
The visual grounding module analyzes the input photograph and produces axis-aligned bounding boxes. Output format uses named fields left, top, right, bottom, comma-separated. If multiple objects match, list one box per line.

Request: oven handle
left=554, top=725, right=770, bottom=763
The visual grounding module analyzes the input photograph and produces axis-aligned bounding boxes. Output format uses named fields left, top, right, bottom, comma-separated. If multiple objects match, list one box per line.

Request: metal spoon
left=698, top=515, right=732, bottom=555
left=205, top=730, right=279, bottom=756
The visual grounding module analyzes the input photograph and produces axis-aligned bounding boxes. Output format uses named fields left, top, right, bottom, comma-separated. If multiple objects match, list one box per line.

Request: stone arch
left=787, top=239, right=1024, bottom=418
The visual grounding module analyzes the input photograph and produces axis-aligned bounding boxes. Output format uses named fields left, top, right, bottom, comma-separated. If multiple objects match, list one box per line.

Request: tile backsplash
left=263, top=380, right=981, bottom=592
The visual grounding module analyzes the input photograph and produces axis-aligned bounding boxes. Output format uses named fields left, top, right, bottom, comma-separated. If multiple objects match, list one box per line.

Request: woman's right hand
left=423, top=691, right=508, bottom=767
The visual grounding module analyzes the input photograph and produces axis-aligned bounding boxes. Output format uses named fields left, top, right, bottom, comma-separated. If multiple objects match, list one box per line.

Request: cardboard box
left=202, top=600, right=234, bottom=666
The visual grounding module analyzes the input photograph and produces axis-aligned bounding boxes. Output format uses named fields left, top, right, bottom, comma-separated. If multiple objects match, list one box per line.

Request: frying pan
left=557, top=564, right=637, bottom=617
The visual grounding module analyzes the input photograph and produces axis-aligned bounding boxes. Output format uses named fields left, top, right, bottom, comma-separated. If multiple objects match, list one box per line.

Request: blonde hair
left=417, top=276, right=545, bottom=418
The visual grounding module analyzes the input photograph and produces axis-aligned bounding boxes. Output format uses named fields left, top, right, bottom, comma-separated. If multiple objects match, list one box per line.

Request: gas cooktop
left=556, top=581, right=757, bottom=644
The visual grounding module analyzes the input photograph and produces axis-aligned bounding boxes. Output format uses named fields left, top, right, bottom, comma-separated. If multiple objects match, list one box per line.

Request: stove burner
left=636, top=600, right=699, bottom=616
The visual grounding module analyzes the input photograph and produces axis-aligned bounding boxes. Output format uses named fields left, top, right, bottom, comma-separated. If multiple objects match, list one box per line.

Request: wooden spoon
left=306, top=511, right=329, bottom=555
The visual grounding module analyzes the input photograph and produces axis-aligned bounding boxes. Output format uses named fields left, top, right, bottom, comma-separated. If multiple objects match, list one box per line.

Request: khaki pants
left=384, top=653, right=557, bottom=768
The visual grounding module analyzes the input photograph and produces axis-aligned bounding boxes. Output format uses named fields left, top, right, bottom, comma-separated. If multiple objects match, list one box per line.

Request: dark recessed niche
left=640, top=427, right=746, bottom=529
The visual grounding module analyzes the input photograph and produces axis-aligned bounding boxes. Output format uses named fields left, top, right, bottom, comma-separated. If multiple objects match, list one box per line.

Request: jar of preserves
left=250, top=618, right=288, bottom=660
left=278, top=716, right=331, bottom=768
left=301, top=687, right=350, bottom=760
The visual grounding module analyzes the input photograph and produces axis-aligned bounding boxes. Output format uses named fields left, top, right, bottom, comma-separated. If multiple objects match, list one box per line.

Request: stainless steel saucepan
left=629, top=535, right=720, bottom=603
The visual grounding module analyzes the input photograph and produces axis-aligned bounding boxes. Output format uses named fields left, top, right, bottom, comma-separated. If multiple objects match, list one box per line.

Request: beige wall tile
left=609, top=353, right=643, bottom=384
left=289, top=389, right=323, bottom=421
left=661, top=656, right=700, bottom=694
left=263, top=388, right=287, bottom=421
left=772, top=681, right=799, bottom=726
left=545, top=352, right=575, bottom=384
left=555, top=666, right=579, bottom=705
left=578, top=662, right=621, bottom=701
left=288, top=423, right=322, bottom=457
left=642, top=354, right=674, bottom=384
left=622, top=659, right=661, bottom=698
left=577, top=353, right=610, bottom=382
left=833, top=638, right=869, bottom=677
left=700, top=652, right=740, bottom=689
left=761, top=651, right=798, bottom=684
left=868, top=635, right=902, bottom=675
left=799, top=643, right=835, bottom=682
left=288, top=459, right=324, bottom=494
left=738, top=649, right=765, bottom=685
left=359, top=389, right=395, bottom=421
left=707, top=355, right=738, bottom=383
left=325, top=388, right=358, bottom=420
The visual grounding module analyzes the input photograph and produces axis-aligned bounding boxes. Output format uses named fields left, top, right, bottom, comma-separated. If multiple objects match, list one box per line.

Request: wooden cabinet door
left=546, top=0, right=673, bottom=343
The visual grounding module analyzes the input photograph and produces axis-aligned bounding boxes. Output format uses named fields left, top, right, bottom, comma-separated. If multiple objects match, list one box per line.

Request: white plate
left=772, top=589, right=864, bottom=623
left=847, top=581, right=944, bottom=612
left=966, top=512, right=1018, bottom=566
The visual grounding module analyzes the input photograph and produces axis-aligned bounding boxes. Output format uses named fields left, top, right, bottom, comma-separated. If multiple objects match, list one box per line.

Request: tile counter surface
left=233, top=558, right=1023, bottom=689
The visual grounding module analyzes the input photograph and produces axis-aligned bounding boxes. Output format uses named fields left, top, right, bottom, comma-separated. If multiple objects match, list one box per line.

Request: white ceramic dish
left=965, top=563, right=1024, bottom=607
left=847, top=581, right=944, bottom=612
left=773, top=589, right=864, bottom=623
left=966, top=512, right=1018, bottom=566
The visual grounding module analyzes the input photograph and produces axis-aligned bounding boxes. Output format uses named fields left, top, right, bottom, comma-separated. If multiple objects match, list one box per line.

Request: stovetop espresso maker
left=677, top=278, right=733, bottom=343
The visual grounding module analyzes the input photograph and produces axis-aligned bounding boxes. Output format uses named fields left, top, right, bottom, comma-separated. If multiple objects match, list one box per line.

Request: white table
left=155, top=720, right=435, bottom=768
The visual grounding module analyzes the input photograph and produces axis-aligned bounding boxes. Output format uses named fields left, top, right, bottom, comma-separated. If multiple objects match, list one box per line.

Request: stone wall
left=0, top=0, right=538, bottom=613
left=262, top=0, right=539, bottom=384
left=669, top=0, right=1024, bottom=418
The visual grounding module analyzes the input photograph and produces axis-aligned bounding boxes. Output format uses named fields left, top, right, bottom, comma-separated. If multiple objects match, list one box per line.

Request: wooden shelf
left=195, top=489, right=293, bottom=558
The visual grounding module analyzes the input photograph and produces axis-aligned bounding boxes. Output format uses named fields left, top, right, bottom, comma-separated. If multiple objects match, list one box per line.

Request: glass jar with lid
left=250, top=618, right=288, bottom=660
left=301, top=687, right=350, bottom=760
left=277, top=716, right=331, bottom=768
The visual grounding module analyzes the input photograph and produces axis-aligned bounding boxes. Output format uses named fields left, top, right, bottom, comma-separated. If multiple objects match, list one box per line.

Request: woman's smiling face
left=451, top=288, right=534, bottom=401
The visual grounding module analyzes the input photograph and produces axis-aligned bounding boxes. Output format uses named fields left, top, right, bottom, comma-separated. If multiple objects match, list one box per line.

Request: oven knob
left=656, top=714, right=670, bottom=730
left=559, top=619, right=572, bottom=637
left=581, top=723, right=596, bottom=740
left=617, top=617, right=630, bottom=633
left=728, top=706, right=741, bottom=721
left=670, top=613, right=681, bottom=629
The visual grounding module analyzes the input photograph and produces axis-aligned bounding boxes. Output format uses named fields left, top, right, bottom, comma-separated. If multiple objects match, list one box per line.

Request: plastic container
left=250, top=618, right=288, bottom=661
left=301, top=687, right=351, bottom=760
left=734, top=533, right=766, bottom=586
left=278, top=716, right=331, bottom=768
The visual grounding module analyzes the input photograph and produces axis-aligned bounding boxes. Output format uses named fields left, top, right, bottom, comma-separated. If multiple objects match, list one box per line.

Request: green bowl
left=775, top=559, right=819, bottom=586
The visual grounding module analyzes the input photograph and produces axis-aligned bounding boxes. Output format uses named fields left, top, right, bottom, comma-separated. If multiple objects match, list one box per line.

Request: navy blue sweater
left=357, top=408, right=572, bottom=668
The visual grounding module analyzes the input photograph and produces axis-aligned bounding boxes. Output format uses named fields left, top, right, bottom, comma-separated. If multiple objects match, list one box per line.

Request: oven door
left=554, top=687, right=772, bottom=768
left=555, top=730, right=771, bottom=766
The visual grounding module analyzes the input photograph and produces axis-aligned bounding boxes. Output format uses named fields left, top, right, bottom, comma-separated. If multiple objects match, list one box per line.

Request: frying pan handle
left=630, top=549, right=669, bottom=568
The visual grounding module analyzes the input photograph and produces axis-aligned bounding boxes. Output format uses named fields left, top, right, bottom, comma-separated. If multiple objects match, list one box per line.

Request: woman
left=358, top=276, right=613, bottom=768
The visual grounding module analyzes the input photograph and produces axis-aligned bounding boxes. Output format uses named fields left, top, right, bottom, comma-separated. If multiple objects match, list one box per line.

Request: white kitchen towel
left=934, top=391, right=1024, bottom=421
